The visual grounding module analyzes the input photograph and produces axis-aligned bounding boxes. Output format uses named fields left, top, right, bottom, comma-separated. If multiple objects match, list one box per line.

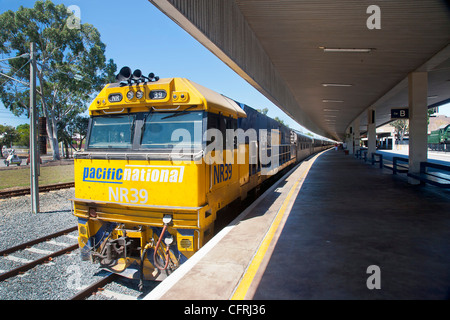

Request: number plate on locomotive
left=149, top=90, right=167, bottom=100
left=108, top=93, right=123, bottom=103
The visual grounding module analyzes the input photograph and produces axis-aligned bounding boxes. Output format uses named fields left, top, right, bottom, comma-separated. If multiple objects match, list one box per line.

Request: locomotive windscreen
left=88, top=114, right=135, bottom=149
left=140, top=111, right=203, bottom=151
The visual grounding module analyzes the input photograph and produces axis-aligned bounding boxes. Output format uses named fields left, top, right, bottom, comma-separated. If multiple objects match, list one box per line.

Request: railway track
left=0, top=226, right=78, bottom=282
left=0, top=182, right=74, bottom=199
left=0, top=226, right=151, bottom=300
left=70, top=273, right=119, bottom=300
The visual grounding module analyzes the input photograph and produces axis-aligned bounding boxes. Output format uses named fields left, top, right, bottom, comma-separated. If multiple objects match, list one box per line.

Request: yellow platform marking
left=231, top=157, right=317, bottom=300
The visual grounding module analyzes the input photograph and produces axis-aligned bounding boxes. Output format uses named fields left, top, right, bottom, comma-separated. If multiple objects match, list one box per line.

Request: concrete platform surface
left=145, top=152, right=321, bottom=300
left=146, top=149, right=450, bottom=300
left=252, top=149, right=450, bottom=299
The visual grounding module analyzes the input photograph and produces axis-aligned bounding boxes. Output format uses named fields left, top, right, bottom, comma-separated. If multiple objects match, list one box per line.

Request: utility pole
left=29, top=42, right=39, bottom=213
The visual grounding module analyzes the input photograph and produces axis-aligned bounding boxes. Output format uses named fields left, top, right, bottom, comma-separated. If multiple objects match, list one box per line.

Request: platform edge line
left=230, top=151, right=325, bottom=300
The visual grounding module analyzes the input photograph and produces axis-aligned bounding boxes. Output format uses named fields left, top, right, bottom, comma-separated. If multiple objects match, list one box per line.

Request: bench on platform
left=361, top=150, right=368, bottom=162
left=383, top=156, right=409, bottom=175
left=355, top=148, right=366, bottom=159
left=371, top=152, right=383, bottom=168
left=407, top=162, right=450, bottom=188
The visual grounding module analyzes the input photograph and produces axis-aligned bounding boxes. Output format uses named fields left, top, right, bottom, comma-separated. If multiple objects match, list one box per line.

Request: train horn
left=116, top=66, right=132, bottom=82
left=148, top=72, right=160, bottom=82
left=132, top=69, right=142, bottom=82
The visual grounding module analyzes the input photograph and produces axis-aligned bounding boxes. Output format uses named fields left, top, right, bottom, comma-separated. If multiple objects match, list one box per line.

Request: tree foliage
left=256, top=108, right=269, bottom=115
left=0, top=124, right=30, bottom=157
left=57, top=114, right=88, bottom=156
left=273, top=116, right=286, bottom=126
left=391, top=119, right=409, bottom=142
left=15, top=124, right=30, bottom=147
left=68, top=115, right=89, bottom=150
left=0, top=125, right=19, bottom=150
left=0, top=0, right=116, bottom=159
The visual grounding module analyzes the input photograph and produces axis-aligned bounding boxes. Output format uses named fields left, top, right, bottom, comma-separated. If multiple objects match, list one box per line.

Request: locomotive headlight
left=136, top=90, right=144, bottom=99
left=79, top=225, right=87, bottom=235
left=177, top=236, right=194, bottom=251
left=126, top=90, right=134, bottom=100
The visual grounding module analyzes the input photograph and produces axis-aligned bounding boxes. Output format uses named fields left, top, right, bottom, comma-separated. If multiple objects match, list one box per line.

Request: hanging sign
left=391, top=109, right=409, bottom=119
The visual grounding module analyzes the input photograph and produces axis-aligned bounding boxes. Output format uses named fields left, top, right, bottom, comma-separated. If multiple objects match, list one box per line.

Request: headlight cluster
left=127, top=89, right=144, bottom=100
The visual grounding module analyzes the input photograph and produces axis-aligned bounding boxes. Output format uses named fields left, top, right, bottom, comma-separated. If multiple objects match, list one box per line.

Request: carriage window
left=140, top=111, right=203, bottom=150
left=88, top=115, right=135, bottom=149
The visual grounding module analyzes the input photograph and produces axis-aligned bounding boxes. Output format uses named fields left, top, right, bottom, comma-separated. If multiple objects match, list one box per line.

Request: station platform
left=145, top=149, right=450, bottom=300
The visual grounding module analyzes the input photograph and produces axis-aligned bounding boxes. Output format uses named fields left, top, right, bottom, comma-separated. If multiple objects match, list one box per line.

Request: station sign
left=391, top=108, right=409, bottom=119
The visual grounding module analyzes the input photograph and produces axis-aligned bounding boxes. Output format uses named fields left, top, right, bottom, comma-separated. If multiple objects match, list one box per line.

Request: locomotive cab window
left=87, top=114, right=135, bottom=149
left=140, top=111, right=203, bottom=151
left=207, top=113, right=237, bottom=149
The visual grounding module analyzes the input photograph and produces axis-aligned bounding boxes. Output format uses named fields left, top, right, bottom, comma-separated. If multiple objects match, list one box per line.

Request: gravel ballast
left=0, top=188, right=157, bottom=299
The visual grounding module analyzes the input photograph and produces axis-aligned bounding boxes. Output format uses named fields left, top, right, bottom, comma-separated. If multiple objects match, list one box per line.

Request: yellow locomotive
left=72, top=67, right=330, bottom=286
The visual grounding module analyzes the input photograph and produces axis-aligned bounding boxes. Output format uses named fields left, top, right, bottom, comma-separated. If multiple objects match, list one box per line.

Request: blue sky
left=1, top=0, right=449, bottom=134
left=0, top=0, right=305, bottom=131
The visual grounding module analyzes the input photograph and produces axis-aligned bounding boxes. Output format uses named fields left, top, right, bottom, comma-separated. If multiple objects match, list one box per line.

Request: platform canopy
left=149, top=0, right=450, bottom=141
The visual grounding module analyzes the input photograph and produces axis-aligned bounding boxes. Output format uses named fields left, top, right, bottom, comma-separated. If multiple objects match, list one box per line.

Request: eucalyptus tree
left=0, top=0, right=116, bottom=159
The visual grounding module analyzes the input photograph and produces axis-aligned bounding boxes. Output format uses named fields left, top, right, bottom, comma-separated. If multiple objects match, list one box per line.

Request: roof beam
left=149, top=0, right=326, bottom=138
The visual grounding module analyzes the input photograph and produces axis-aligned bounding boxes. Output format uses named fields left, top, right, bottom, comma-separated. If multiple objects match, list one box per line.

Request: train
left=428, top=124, right=450, bottom=151
left=71, top=67, right=332, bottom=288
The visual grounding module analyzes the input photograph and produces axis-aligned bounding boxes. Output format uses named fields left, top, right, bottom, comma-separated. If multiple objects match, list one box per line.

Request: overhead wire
left=0, top=58, right=31, bottom=87
left=0, top=53, right=29, bottom=63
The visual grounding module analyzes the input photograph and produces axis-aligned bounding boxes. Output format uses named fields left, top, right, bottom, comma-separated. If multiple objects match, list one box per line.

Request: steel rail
left=0, top=182, right=74, bottom=199
left=70, top=273, right=119, bottom=300
left=0, top=244, right=79, bottom=282
left=0, top=226, right=77, bottom=256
